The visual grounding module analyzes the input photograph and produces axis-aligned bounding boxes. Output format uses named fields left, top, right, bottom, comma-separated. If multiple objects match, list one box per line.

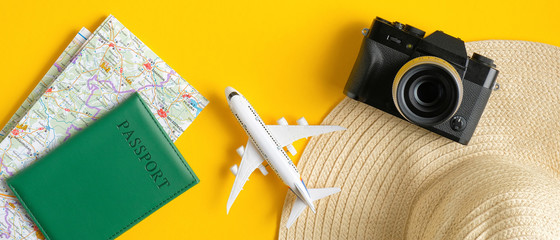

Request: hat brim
left=278, top=40, right=560, bottom=239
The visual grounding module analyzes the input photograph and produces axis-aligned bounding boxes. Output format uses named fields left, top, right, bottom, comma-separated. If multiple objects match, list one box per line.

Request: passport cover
left=6, top=92, right=199, bottom=240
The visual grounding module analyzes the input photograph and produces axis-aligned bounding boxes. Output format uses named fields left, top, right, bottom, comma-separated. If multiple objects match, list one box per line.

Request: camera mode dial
left=393, top=21, right=404, bottom=30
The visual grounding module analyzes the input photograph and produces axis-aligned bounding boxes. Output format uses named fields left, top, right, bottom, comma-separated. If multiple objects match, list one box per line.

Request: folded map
left=0, top=28, right=91, bottom=142
left=0, top=15, right=208, bottom=239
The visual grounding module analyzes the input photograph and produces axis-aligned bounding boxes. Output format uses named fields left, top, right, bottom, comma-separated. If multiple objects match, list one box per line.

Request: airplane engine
left=258, top=165, right=269, bottom=176
left=297, top=117, right=308, bottom=126
left=277, top=117, right=288, bottom=126
left=230, top=164, right=238, bottom=176
left=236, top=146, right=245, bottom=157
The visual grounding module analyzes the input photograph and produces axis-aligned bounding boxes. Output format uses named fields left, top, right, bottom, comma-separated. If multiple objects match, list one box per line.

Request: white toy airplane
left=225, top=86, right=344, bottom=228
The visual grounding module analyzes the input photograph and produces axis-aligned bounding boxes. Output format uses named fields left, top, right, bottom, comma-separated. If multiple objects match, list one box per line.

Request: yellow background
left=1, top=0, right=559, bottom=239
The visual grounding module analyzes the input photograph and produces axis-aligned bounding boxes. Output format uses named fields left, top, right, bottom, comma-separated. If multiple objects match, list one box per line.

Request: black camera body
left=344, top=17, right=499, bottom=145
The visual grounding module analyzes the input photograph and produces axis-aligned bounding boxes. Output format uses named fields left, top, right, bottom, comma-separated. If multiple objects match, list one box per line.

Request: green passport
left=6, top=93, right=199, bottom=240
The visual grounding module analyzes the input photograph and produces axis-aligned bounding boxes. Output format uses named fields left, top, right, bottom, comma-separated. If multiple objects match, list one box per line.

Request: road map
left=0, top=16, right=208, bottom=239
left=0, top=28, right=91, bottom=240
left=0, top=28, right=91, bottom=142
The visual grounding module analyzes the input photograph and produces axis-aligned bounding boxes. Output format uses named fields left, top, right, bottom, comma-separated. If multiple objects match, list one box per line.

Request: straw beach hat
left=278, top=40, right=560, bottom=239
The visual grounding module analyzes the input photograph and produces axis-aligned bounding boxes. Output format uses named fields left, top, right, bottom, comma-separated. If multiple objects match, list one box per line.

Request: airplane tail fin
left=286, top=187, right=340, bottom=228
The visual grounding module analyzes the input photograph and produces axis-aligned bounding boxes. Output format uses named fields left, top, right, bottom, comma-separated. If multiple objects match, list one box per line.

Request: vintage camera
left=344, top=17, right=499, bottom=144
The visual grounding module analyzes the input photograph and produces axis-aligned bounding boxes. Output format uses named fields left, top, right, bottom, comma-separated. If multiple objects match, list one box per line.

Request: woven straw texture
left=278, top=40, right=560, bottom=239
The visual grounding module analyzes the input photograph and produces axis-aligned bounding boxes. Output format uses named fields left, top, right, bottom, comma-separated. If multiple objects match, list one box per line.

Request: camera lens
left=414, top=79, right=442, bottom=107
left=392, top=56, right=463, bottom=126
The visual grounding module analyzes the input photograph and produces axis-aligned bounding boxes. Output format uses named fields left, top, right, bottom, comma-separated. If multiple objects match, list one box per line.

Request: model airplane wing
left=227, top=141, right=264, bottom=214
left=268, top=119, right=345, bottom=155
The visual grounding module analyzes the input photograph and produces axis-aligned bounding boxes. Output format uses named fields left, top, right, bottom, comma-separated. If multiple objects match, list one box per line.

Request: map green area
left=0, top=16, right=208, bottom=239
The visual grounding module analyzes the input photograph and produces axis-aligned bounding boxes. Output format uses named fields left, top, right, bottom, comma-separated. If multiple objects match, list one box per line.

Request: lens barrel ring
left=392, top=56, right=463, bottom=126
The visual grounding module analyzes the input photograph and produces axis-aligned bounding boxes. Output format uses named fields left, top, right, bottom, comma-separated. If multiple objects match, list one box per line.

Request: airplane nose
left=225, top=87, right=239, bottom=100
left=225, top=86, right=235, bottom=96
